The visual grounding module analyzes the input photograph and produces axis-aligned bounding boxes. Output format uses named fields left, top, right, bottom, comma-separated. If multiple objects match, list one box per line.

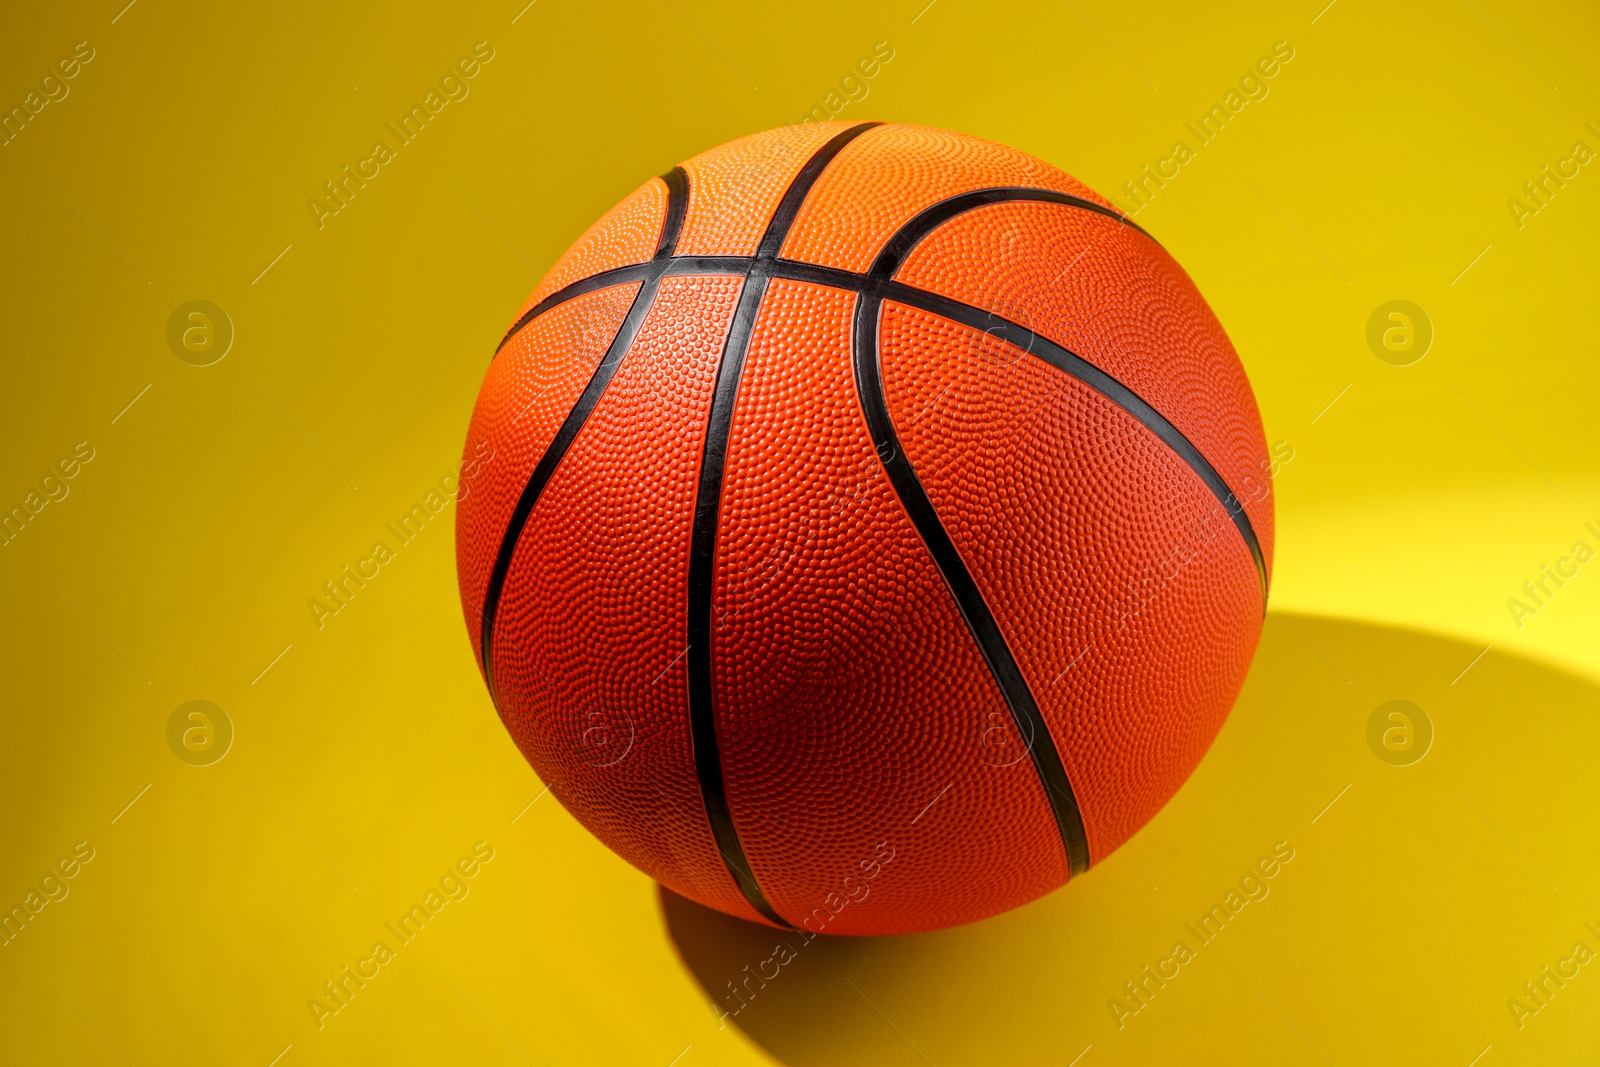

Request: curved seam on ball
left=479, top=167, right=690, bottom=696
left=684, top=122, right=883, bottom=930
left=848, top=288, right=1093, bottom=877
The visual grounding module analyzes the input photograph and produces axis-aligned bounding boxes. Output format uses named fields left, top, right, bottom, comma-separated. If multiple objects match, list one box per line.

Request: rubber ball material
left=456, top=122, right=1273, bottom=936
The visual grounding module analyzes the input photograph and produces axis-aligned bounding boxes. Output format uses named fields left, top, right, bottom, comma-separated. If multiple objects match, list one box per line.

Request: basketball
left=455, top=121, right=1273, bottom=936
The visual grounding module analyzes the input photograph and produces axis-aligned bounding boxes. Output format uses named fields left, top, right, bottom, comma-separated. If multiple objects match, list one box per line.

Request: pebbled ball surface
left=712, top=279, right=1067, bottom=933
left=457, top=121, right=1273, bottom=935
left=878, top=302, right=1262, bottom=861
left=513, top=177, right=664, bottom=316
left=675, top=124, right=849, bottom=258
left=893, top=200, right=1274, bottom=568
left=491, top=274, right=763, bottom=924
left=456, top=283, right=639, bottom=661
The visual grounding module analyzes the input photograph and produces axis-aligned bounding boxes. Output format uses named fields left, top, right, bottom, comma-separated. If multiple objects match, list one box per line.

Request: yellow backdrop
left=1, top=0, right=1597, bottom=1063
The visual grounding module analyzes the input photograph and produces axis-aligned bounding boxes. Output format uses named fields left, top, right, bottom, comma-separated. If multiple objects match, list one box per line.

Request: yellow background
left=2, top=0, right=1597, bottom=1063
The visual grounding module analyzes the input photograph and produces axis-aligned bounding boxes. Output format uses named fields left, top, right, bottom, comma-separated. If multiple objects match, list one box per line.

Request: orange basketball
left=455, top=122, right=1273, bottom=935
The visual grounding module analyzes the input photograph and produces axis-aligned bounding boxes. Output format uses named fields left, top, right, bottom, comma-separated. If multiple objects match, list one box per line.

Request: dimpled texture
left=781, top=123, right=1123, bottom=272
left=459, top=122, right=1272, bottom=935
left=878, top=303, right=1263, bottom=861
left=674, top=123, right=857, bottom=257
left=490, top=273, right=763, bottom=924
left=894, top=200, right=1274, bottom=572
left=713, top=280, right=1067, bottom=934
left=455, top=283, right=639, bottom=665
left=512, top=177, right=665, bottom=317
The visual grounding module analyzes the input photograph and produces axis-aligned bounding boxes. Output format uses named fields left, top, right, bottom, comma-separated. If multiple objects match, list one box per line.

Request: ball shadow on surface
left=658, top=613, right=1600, bottom=1067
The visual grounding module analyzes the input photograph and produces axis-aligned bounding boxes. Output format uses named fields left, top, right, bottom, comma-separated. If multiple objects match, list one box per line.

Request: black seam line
left=494, top=184, right=1149, bottom=354
left=686, top=121, right=882, bottom=930
left=635, top=252, right=1271, bottom=598
left=852, top=189, right=1269, bottom=591
left=850, top=291, right=1091, bottom=876
left=869, top=187, right=1156, bottom=280
left=494, top=256, right=758, bottom=352
left=496, top=264, right=648, bottom=353
left=483, top=201, right=1265, bottom=614
left=479, top=167, right=689, bottom=693
left=878, top=283, right=1268, bottom=595
left=481, top=163, right=1259, bottom=881
left=493, top=167, right=692, bottom=355
left=852, top=188, right=1271, bottom=593
left=725, top=265, right=1270, bottom=593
